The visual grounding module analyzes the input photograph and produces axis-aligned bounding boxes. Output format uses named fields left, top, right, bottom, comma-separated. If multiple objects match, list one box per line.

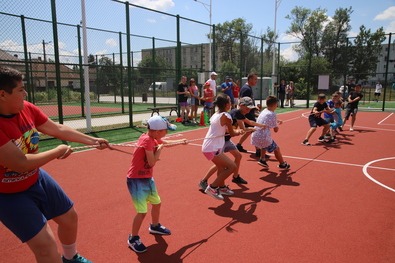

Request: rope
left=70, top=134, right=230, bottom=151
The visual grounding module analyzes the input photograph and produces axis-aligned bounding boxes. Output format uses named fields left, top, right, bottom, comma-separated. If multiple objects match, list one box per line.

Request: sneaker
left=301, top=140, right=311, bottom=146
left=204, top=185, right=224, bottom=200
left=236, top=144, right=247, bottom=153
left=255, top=148, right=261, bottom=157
left=338, top=126, right=343, bottom=131
left=149, top=223, right=171, bottom=235
left=218, top=185, right=234, bottom=195
left=349, top=127, right=354, bottom=131
left=318, top=136, right=325, bottom=142
left=265, top=154, right=270, bottom=159
left=62, top=254, right=93, bottom=263
left=278, top=162, right=290, bottom=169
left=258, top=159, right=269, bottom=168
left=232, top=175, right=248, bottom=184
left=324, top=134, right=330, bottom=139
left=198, top=180, right=208, bottom=190
left=128, top=235, right=147, bottom=253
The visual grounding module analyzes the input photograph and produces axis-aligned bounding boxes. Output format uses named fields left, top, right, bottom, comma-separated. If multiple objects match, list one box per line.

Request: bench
left=147, top=106, right=178, bottom=117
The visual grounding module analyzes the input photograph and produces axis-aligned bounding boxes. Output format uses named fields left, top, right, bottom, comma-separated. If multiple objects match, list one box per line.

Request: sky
left=1, top=0, right=395, bottom=64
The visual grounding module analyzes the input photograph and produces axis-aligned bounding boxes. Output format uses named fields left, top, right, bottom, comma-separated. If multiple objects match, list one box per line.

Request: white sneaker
left=349, top=127, right=354, bottom=131
left=204, top=185, right=224, bottom=200
left=218, top=185, right=234, bottom=195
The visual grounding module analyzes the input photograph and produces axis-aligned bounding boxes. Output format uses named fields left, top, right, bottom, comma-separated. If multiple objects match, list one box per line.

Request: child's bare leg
left=273, top=147, right=285, bottom=164
left=229, top=149, right=242, bottom=177
left=305, top=127, right=316, bottom=141
left=151, top=203, right=161, bottom=225
left=260, top=148, right=267, bottom=160
left=202, top=165, right=217, bottom=182
left=132, top=213, right=146, bottom=236
left=321, top=124, right=330, bottom=137
left=211, top=154, right=236, bottom=187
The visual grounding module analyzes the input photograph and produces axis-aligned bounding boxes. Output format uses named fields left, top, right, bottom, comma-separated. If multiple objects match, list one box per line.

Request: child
left=301, top=94, right=334, bottom=146
left=202, top=94, right=243, bottom=200
left=198, top=97, right=265, bottom=189
left=0, top=66, right=109, bottom=263
left=188, top=78, right=200, bottom=123
left=251, top=96, right=290, bottom=169
left=127, top=116, right=187, bottom=253
left=326, top=100, right=343, bottom=143
left=323, top=93, right=339, bottom=137
left=201, top=81, right=214, bottom=119
left=343, top=84, right=363, bottom=131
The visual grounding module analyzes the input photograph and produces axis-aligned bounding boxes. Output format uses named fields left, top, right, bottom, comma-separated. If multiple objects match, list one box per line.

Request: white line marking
left=362, top=157, right=395, bottom=193
left=378, top=113, right=393, bottom=125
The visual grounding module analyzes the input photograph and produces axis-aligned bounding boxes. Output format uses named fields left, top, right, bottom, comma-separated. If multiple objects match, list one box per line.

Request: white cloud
left=281, top=45, right=299, bottom=62
left=105, top=38, right=117, bottom=48
left=146, top=19, right=156, bottom=23
left=279, top=33, right=299, bottom=42
left=95, top=50, right=108, bottom=56
left=130, top=0, right=174, bottom=12
left=385, top=20, right=395, bottom=33
left=374, top=6, right=395, bottom=20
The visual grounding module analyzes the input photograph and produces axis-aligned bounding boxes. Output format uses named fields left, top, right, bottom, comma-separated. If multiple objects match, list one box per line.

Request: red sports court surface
left=1, top=110, right=394, bottom=262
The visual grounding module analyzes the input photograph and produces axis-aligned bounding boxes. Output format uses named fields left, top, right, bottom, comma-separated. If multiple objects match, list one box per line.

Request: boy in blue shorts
left=126, top=116, right=187, bottom=253
left=301, top=94, right=334, bottom=146
left=251, top=95, right=290, bottom=169
left=0, top=66, right=109, bottom=263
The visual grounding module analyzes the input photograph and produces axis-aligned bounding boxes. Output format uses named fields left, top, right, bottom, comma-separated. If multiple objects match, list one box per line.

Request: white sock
left=62, top=243, right=77, bottom=260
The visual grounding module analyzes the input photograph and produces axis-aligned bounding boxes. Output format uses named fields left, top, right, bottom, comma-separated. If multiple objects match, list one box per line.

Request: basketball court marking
left=378, top=113, right=395, bottom=126
left=362, top=157, right=395, bottom=193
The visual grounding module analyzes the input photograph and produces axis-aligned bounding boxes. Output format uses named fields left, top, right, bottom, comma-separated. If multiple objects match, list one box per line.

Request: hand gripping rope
left=68, top=133, right=231, bottom=152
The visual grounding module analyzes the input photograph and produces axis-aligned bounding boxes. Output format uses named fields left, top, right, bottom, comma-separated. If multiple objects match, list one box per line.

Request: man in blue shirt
left=221, top=76, right=234, bottom=108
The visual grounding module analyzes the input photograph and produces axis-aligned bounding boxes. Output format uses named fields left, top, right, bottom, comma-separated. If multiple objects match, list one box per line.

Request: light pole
left=272, top=0, right=281, bottom=84
left=42, top=40, right=51, bottom=90
left=193, top=0, right=212, bottom=71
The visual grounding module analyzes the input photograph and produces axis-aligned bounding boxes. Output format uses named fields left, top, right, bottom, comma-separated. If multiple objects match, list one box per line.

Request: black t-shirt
left=178, top=83, right=188, bottom=102
left=278, top=84, right=286, bottom=94
left=311, top=102, right=328, bottom=116
left=225, top=108, right=246, bottom=141
left=239, top=84, right=255, bottom=122
left=347, top=91, right=363, bottom=109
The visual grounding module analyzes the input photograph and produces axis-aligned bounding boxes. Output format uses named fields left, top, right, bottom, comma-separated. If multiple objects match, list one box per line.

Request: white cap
left=147, top=116, right=177, bottom=131
left=210, top=72, right=217, bottom=76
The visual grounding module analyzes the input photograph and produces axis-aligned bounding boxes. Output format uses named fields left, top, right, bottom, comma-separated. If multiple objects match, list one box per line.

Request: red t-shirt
left=126, top=133, right=163, bottom=178
left=233, top=85, right=240, bottom=98
left=0, top=101, right=48, bottom=193
left=204, top=88, right=213, bottom=102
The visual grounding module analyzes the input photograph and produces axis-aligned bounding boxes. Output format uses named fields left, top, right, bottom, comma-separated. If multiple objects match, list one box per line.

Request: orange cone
left=198, top=111, right=206, bottom=126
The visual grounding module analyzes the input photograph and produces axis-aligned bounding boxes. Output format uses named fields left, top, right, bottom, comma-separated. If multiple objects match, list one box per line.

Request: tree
left=217, top=61, right=238, bottom=81
left=321, top=7, right=353, bottom=73
left=96, top=55, right=122, bottom=93
left=137, top=54, right=173, bottom=77
left=348, top=26, right=386, bottom=82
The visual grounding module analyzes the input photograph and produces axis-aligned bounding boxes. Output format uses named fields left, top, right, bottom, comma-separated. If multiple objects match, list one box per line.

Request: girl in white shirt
left=201, top=94, right=242, bottom=200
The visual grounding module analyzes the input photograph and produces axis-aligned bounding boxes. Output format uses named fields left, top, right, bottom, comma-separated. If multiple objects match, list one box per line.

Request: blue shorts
left=127, top=177, right=161, bottom=214
left=0, top=169, right=74, bottom=243
left=263, top=140, right=278, bottom=153
left=308, top=115, right=328, bottom=128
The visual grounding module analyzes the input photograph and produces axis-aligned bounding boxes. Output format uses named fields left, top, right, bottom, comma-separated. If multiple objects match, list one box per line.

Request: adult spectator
left=278, top=80, right=286, bottom=108
left=177, top=76, right=190, bottom=124
left=374, top=81, right=382, bottom=102
left=221, top=76, right=234, bottom=108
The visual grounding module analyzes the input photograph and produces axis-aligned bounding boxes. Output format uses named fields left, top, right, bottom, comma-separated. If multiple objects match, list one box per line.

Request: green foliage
left=137, top=54, right=173, bottom=77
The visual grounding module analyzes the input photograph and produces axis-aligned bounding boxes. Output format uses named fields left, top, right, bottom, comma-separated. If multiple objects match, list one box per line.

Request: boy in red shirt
left=127, top=116, right=187, bottom=253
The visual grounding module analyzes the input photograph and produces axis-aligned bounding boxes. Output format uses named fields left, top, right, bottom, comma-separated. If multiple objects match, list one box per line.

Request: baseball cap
left=210, top=72, right=217, bottom=76
left=225, top=76, right=230, bottom=80
left=239, top=97, right=255, bottom=108
left=147, top=115, right=177, bottom=131
left=204, top=81, right=210, bottom=86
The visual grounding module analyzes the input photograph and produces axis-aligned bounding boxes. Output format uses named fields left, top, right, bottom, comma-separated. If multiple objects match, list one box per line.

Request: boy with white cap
left=127, top=116, right=187, bottom=253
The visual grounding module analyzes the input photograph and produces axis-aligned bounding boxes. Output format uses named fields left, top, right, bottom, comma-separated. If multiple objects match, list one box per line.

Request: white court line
left=378, top=112, right=393, bottom=125
left=363, top=157, right=395, bottom=193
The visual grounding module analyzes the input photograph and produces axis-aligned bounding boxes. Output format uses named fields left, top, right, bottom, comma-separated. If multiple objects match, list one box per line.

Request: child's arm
left=221, top=114, right=243, bottom=137
left=145, top=144, right=164, bottom=167
left=273, top=127, right=279, bottom=133
left=236, top=119, right=256, bottom=132
left=243, top=118, right=266, bottom=129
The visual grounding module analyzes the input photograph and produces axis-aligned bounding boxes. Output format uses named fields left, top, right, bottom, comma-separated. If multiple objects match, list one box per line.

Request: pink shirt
left=127, top=133, right=163, bottom=178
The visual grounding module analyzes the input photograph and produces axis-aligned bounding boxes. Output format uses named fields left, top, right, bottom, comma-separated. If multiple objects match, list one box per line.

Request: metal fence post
left=152, top=37, right=157, bottom=107
left=20, top=15, right=32, bottom=102
left=382, top=32, right=392, bottom=111
left=125, top=1, right=133, bottom=126
left=50, top=0, right=63, bottom=124
left=176, top=15, right=181, bottom=116
left=77, top=24, right=85, bottom=117
left=119, top=32, right=124, bottom=113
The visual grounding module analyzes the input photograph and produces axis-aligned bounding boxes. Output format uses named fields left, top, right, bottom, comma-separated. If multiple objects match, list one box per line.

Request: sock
left=62, top=243, right=77, bottom=260
left=210, top=184, right=218, bottom=189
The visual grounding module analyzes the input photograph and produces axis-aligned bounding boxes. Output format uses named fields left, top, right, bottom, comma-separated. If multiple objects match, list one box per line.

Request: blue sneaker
left=62, top=254, right=92, bottom=263
left=128, top=235, right=147, bottom=253
left=149, top=223, right=171, bottom=235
